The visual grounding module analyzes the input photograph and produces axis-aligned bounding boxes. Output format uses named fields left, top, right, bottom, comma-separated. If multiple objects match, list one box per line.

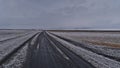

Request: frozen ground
left=0, top=30, right=120, bottom=68
left=48, top=32, right=120, bottom=68
left=51, top=32, right=120, bottom=46
left=51, top=32, right=120, bottom=59
left=0, top=30, right=39, bottom=67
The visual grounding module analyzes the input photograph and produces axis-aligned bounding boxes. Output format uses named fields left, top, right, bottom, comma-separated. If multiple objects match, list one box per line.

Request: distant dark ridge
left=0, top=29, right=39, bottom=30
left=48, top=30, right=120, bottom=32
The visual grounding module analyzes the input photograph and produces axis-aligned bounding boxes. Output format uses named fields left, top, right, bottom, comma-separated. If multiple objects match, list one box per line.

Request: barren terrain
left=0, top=30, right=120, bottom=68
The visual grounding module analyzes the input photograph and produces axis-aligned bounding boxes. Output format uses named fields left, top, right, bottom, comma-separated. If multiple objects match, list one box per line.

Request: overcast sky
left=0, top=0, right=120, bottom=29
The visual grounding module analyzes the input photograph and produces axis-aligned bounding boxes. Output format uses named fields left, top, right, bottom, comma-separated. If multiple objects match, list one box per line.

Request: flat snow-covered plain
left=0, top=29, right=39, bottom=68
left=49, top=31, right=120, bottom=68
left=52, top=32, right=120, bottom=45
left=0, top=30, right=120, bottom=68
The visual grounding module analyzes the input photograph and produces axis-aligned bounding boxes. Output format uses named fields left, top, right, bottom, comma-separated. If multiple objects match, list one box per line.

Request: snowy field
left=0, top=30, right=120, bottom=68
left=0, top=29, right=39, bottom=68
left=51, top=31, right=120, bottom=47
left=49, top=31, right=120, bottom=68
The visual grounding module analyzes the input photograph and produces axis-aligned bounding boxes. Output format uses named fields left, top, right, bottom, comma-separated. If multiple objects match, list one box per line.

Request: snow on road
left=48, top=32, right=120, bottom=68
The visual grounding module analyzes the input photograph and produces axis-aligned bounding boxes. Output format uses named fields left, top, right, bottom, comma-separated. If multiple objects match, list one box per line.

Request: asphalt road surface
left=1, top=31, right=120, bottom=68
left=23, top=31, right=95, bottom=68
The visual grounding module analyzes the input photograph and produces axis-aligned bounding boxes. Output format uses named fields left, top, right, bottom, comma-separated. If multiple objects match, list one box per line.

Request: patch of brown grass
left=84, top=40, right=120, bottom=48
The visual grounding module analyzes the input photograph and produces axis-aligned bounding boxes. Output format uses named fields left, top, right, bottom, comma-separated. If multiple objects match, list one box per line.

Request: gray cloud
left=0, top=0, right=120, bottom=29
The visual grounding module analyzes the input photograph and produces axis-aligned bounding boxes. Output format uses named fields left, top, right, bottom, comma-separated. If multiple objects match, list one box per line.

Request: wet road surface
left=23, top=31, right=95, bottom=68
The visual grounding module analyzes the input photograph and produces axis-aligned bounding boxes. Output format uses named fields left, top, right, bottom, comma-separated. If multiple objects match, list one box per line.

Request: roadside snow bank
left=52, top=32, right=120, bottom=60
left=0, top=32, right=37, bottom=63
left=1, top=43, right=28, bottom=68
left=49, top=33, right=120, bottom=68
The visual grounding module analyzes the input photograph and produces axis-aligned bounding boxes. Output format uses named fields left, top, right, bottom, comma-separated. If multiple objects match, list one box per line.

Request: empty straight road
left=23, top=31, right=95, bottom=68
left=1, top=30, right=120, bottom=68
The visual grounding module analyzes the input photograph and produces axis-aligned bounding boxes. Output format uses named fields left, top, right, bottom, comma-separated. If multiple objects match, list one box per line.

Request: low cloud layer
left=0, top=0, right=120, bottom=29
